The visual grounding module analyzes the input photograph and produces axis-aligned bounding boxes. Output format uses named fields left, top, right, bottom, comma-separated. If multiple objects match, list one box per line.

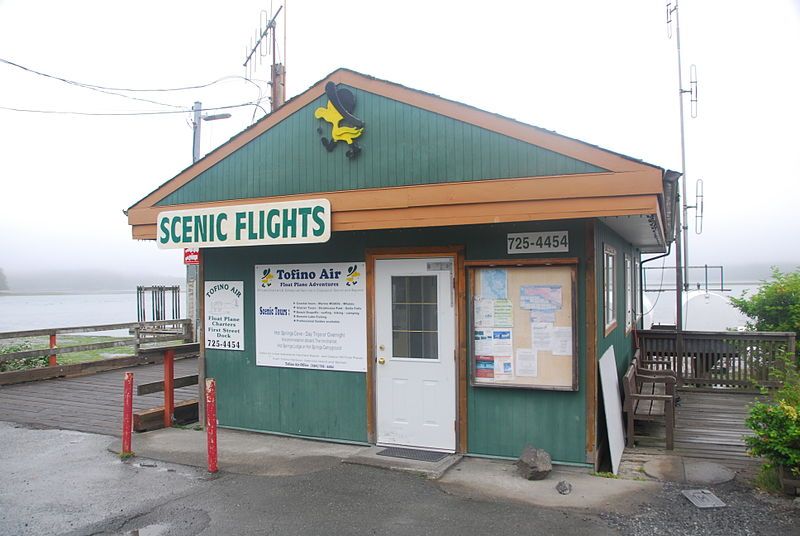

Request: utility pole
left=192, top=101, right=202, bottom=163
left=188, top=102, right=231, bottom=343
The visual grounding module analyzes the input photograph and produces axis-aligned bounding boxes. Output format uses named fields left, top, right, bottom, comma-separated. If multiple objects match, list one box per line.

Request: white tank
left=683, top=290, right=749, bottom=331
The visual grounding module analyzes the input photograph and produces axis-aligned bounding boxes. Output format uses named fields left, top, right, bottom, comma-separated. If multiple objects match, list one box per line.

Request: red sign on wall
left=184, top=248, right=200, bottom=265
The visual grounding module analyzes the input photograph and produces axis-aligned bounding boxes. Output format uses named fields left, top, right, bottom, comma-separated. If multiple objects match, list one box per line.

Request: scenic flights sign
left=156, top=199, right=331, bottom=249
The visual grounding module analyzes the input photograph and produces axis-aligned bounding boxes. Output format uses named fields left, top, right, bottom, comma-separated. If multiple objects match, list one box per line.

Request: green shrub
left=730, top=267, right=800, bottom=345
left=0, top=341, right=48, bottom=372
left=745, top=354, right=800, bottom=476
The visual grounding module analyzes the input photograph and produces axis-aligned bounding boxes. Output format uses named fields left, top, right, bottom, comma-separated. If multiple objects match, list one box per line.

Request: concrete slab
left=643, top=457, right=735, bottom=485
left=109, top=427, right=366, bottom=476
left=344, top=446, right=462, bottom=479
left=438, top=457, right=661, bottom=513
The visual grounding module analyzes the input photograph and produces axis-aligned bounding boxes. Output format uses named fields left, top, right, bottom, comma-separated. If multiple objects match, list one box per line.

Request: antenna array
left=243, top=3, right=286, bottom=112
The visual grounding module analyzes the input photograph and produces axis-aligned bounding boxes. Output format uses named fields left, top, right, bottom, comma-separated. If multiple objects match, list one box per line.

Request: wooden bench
left=623, top=361, right=676, bottom=449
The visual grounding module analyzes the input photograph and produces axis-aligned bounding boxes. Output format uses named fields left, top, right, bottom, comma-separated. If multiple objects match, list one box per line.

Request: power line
left=0, top=58, right=188, bottom=110
left=0, top=57, right=264, bottom=94
left=0, top=102, right=258, bottom=117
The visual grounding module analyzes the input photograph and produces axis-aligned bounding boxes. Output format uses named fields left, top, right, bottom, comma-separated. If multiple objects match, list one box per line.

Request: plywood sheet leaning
left=599, top=347, right=625, bottom=474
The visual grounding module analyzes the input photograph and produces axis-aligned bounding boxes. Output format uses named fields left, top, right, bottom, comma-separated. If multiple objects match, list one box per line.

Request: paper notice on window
left=516, top=348, right=538, bottom=377
left=551, top=327, right=573, bottom=356
left=520, top=285, right=562, bottom=311
left=491, top=329, right=513, bottom=357
left=492, top=299, right=513, bottom=327
left=480, top=269, right=508, bottom=300
left=474, top=298, right=495, bottom=328
left=474, top=329, right=493, bottom=355
left=494, top=356, right=514, bottom=378
left=530, top=309, right=557, bottom=324
left=531, top=322, right=553, bottom=352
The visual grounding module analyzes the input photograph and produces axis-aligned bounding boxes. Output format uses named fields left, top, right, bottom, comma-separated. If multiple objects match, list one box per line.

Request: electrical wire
left=0, top=102, right=257, bottom=117
left=0, top=57, right=263, bottom=94
left=0, top=58, right=188, bottom=110
left=641, top=255, right=668, bottom=318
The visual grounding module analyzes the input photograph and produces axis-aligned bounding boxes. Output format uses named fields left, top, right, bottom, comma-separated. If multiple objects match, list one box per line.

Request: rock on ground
left=516, top=446, right=552, bottom=480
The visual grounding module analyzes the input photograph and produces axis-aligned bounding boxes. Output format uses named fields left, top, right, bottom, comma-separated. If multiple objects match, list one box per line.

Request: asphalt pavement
left=0, top=422, right=614, bottom=536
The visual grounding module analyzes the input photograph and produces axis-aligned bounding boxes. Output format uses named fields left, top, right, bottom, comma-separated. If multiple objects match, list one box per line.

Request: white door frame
left=365, top=248, right=465, bottom=452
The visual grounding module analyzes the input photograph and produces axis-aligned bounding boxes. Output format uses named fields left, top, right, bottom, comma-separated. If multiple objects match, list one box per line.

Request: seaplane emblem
left=314, top=82, right=364, bottom=159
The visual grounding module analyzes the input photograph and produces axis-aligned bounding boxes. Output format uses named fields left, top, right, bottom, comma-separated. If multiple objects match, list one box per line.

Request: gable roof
left=127, top=68, right=671, bottom=251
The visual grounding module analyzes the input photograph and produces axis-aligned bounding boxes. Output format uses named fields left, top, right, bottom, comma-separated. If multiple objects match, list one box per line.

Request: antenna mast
left=243, top=3, right=286, bottom=112
left=667, top=0, right=699, bottom=295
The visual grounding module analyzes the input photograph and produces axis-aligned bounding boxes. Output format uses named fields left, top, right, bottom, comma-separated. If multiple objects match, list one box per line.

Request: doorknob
left=378, top=357, right=386, bottom=365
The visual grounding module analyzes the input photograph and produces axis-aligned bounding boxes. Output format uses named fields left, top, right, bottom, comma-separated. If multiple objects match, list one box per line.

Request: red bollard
left=163, top=349, right=175, bottom=428
left=48, top=334, right=57, bottom=367
left=122, top=372, right=133, bottom=455
left=206, top=378, right=218, bottom=473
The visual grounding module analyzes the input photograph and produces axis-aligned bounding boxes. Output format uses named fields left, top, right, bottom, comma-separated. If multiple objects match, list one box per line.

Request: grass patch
left=0, top=335, right=135, bottom=368
left=590, top=471, right=619, bottom=479
left=0, top=334, right=187, bottom=371
left=754, top=464, right=782, bottom=493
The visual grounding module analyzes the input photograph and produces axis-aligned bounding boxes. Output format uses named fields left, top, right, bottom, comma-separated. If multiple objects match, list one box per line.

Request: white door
left=375, top=257, right=456, bottom=452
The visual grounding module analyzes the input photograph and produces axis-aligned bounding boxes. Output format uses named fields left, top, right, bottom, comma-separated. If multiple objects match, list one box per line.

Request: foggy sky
left=1, top=0, right=798, bottom=280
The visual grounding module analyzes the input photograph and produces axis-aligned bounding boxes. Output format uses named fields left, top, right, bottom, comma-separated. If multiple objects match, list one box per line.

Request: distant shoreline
left=0, top=290, right=143, bottom=297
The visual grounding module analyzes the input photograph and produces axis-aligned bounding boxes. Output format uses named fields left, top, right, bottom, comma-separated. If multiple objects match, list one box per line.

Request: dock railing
left=0, top=319, right=195, bottom=385
left=638, top=329, right=797, bottom=391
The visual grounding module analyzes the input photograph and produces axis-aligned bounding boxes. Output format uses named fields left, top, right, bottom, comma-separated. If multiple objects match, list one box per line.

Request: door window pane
left=391, top=275, right=438, bottom=359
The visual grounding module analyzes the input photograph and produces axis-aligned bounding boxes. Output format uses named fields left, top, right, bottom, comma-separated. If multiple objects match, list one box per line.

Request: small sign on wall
left=205, top=281, right=244, bottom=351
left=507, top=231, right=569, bottom=254
left=184, top=248, right=200, bottom=265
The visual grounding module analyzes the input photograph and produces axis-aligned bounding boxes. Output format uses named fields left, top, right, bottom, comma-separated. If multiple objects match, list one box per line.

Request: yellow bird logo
left=314, top=82, right=364, bottom=159
left=261, top=268, right=275, bottom=287
left=345, top=264, right=361, bottom=286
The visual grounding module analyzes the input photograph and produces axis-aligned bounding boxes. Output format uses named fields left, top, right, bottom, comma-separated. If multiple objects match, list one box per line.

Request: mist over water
left=0, top=292, right=186, bottom=333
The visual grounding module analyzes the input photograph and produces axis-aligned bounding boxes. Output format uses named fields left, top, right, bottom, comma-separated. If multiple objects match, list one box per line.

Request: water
left=0, top=292, right=186, bottom=334
left=1, top=286, right=754, bottom=335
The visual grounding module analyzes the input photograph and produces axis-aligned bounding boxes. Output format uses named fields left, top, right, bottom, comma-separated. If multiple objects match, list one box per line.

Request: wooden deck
left=0, top=358, right=198, bottom=436
left=621, top=389, right=762, bottom=479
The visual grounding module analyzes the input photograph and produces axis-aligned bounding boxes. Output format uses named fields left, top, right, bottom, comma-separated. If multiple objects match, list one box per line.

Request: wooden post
left=133, top=326, right=141, bottom=357
left=163, top=349, right=175, bottom=428
left=122, top=372, right=133, bottom=455
left=48, top=333, right=57, bottom=367
left=206, top=378, right=218, bottom=473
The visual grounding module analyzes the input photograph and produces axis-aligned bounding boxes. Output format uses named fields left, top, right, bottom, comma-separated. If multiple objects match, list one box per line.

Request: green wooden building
left=128, top=69, right=677, bottom=468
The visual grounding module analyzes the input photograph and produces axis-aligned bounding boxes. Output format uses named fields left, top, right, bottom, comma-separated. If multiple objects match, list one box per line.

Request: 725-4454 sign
left=507, top=231, right=569, bottom=254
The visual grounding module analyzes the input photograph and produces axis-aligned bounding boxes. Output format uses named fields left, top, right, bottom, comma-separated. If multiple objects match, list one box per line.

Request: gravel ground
left=600, top=481, right=799, bottom=535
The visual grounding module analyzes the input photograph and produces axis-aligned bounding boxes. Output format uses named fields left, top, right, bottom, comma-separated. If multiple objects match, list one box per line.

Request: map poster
left=205, top=281, right=244, bottom=351
left=254, top=262, right=367, bottom=372
left=480, top=268, right=508, bottom=300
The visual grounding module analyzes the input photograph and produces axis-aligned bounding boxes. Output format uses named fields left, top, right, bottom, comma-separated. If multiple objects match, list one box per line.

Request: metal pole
left=163, top=349, right=175, bottom=428
left=206, top=378, right=218, bottom=473
left=674, top=1, right=690, bottom=291
left=122, top=372, right=134, bottom=455
left=192, top=101, right=202, bottom=163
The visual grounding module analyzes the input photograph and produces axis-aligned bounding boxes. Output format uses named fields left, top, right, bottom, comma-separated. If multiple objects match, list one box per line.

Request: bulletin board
left=468, top=262, right=578, bottom=390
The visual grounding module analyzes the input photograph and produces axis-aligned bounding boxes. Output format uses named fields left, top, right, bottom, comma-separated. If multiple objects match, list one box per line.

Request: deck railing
left=638, top=329, right=796, bottom=391
left=0, top=319, right=194, bottom=385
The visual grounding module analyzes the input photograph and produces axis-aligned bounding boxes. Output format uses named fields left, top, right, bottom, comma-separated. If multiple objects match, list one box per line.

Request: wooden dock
left=0, top=357, right=198, bottom=436
left=621, top=389, right=762, bottom=479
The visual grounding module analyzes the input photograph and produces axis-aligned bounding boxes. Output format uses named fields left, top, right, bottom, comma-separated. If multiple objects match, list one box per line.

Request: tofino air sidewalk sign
left=157, top=199, right=331, bottom=249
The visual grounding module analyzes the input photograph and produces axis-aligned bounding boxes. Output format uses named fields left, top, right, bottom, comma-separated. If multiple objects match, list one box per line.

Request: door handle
left=377, top=357, right=386, bottom=365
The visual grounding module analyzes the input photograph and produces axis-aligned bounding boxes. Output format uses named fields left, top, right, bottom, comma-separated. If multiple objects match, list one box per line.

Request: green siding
left=596, top=222, right=637, bottom=378
left=205, top=219, right=590, bottom=463
left=159, top=87, right=605, bottom=206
